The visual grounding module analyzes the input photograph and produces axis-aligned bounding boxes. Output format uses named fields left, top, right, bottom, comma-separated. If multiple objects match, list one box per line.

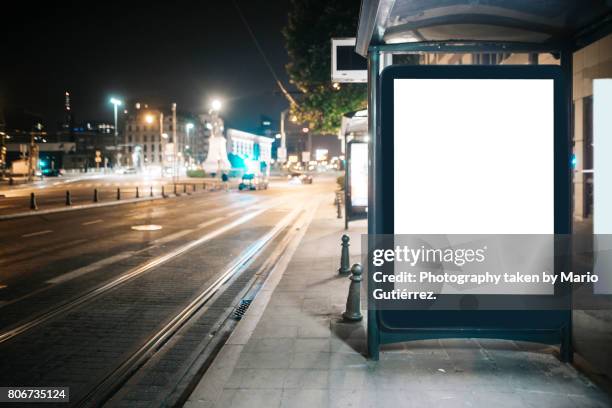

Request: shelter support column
left=367, top=48, right=381, bottom=360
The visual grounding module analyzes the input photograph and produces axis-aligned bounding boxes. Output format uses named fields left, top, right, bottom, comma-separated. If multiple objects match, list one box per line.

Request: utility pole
left=159, top=112, right=165, bottom=178
left=172, top=103, right=177, bottom=183
left=27, top=130, right=34, bottom=182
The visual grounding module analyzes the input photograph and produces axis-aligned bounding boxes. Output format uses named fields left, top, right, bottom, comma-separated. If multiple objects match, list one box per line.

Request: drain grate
left=232, top=299, right=253, bottom=320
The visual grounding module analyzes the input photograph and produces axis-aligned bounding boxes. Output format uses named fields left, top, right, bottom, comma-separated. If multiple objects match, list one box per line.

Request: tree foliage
left=283, top=0, right=367, bottom=134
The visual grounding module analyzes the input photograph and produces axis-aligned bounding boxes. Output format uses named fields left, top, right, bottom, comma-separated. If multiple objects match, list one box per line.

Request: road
left=0, top=175, right=334, bottom=406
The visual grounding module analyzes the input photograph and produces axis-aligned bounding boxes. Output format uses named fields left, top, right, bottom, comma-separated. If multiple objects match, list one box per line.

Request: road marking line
left=46, top=252, right=137, bottom=284
left=82, top=219, right=103, bottom=226
left=197, top=216, right=225, bottom=229
left=22, top=230, right=53, bottom=238
left=150, top=229, right=194, bottom=245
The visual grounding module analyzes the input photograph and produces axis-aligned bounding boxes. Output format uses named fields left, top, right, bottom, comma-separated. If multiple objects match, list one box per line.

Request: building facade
left=226, top=128, right=273, bottom=175
left=122, top=103, right=206, bottom=171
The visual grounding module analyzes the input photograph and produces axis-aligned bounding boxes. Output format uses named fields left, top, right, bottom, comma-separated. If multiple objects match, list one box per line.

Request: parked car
left=42, top=168, right=62, bottom=177
left=239, top=173, right=269, bottom=191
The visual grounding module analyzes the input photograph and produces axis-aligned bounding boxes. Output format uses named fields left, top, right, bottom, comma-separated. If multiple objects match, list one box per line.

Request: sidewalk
left=184, top=196, right=611, bottom=408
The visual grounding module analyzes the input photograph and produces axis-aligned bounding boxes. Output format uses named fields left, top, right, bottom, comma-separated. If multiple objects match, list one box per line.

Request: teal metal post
left=367, top=48, right=381, bottom=360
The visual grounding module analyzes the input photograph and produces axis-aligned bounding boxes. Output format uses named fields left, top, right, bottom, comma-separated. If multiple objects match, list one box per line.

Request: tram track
left=0, top=192, right=318, bottom=407
left=78, top=203, right=309, bottom=407
left=0, top=195, right=290, bottom=344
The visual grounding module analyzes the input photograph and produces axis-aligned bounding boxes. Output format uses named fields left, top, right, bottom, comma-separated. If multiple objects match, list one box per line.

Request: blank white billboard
left=393, top=78, right=555, bottom=235
left=594, top=79, right=612, bottom=294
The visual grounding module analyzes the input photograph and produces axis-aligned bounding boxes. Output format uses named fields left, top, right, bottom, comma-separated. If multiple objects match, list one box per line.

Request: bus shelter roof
left=356, top=0, right=612, bottom=56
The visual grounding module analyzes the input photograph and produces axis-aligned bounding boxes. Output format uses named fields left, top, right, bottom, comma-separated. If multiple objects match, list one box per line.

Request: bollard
left=202, top=182, right=206, bottom=190
left=93, top=188, right=99, bottom=203
left=136, top=187, right=140, bottom=198
left=342, top=263, right=363, bottom=322
left=117, top=188, right=121, bottom=200
left=162, top=185, right=166, bottom=198
left=30, top=192, right=38, bottom=210
left=338, top=234, right=351, bottom=275
left=192, top=184, right=196, bottom=193
left=65, top=190, right=72, bottom=206
left=174, top=184, right=179, bottom=196
left=150, top=186, right=153, bottom=197
left=183, top=183, right=187, bottom=194
left=9, top=177, right=14, bottom=186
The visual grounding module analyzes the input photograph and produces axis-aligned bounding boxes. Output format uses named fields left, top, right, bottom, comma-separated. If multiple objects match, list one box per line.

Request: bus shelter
left=340, top=110, right=369, bottom=229
left=356, top=0, right=612, bottom=360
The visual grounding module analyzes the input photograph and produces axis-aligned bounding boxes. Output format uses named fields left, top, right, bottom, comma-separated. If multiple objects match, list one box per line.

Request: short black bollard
left=338, top=234, right=351, bottom=275
left=162, top=185, right=166, bottom=198
left=183, top=183, right=187, bottom=194
left=117, top=188, right=121, bottom=200
left=174, top=184, right=179, bottom=196
left=93, top=189, right=99, bottom=202
left=202, top=182, right=206, bottom=190
left=136, top=187, right=140, bottom=198
left=192, top=184, right=196, bottom=193
left=150, top=186, right=153, bottom=197
left=65, top=190, right=72, bottom=206
left=30, top=192, right=38, bottom=210
left=342, top=263, right=363, bottom=322
left=9, top=177, right=14, bottom=186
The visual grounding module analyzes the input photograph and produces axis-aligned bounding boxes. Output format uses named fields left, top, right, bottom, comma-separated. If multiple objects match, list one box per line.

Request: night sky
left=1, top=1, right=292, bottom=133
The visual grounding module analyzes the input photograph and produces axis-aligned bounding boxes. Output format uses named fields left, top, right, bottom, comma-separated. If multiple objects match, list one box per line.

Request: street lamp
left=211, top=99, right=222, bottom=112
left=110, top=97, right=123, bottom=167
left=145, top=114, right=154, bottom=124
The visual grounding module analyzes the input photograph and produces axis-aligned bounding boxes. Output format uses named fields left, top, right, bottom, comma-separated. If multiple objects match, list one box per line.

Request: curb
left=0, top=195, right=165, bottom=221
left=0, top=181, right=243, bottom=221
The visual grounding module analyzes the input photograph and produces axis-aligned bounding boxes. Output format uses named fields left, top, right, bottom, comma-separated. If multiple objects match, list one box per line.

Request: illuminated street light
left=145, top=114, right=154, bottom=124
left=110, top=97, right=122, bottom=107
left=302, top=127, right=310, bottom=133
left=109, top=97, right=123, bottom=167
left=275, top=133, right=282, bottom=139
left=186, top=123, right=194, bottom=131
left=211, top=99, right=222, bottom=112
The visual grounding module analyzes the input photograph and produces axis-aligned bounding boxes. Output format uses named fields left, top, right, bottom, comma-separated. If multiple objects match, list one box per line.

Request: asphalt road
left=0, top=175, right=334, bottom=406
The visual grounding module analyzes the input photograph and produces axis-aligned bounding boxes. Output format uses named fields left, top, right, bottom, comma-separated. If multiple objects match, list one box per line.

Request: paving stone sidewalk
left=185, top=196, right=611, bottom=408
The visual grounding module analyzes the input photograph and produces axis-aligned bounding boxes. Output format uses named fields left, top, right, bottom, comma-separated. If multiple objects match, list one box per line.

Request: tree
left=284, top=0, right=366, bottom=134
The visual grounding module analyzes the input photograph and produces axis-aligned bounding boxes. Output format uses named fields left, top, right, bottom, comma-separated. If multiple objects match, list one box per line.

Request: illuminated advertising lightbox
left=370, top=64, right=571, bottom=361
left=393, top=78, right=554, bottom=235
left=393, top=76, right=556, bottom=296
left=350, top=142, right=368, bottom=208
